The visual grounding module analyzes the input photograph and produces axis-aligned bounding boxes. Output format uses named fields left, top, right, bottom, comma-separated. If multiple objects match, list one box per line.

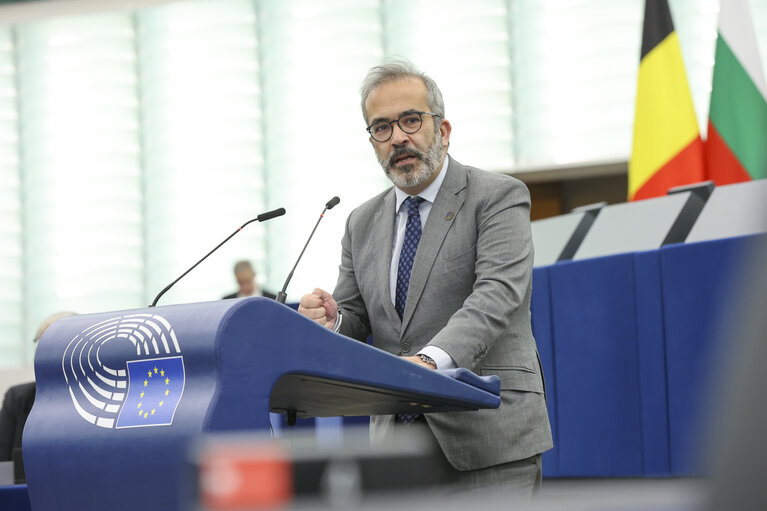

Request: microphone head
left=326, top=196, right=341, bottom=210
left=257, top=207, right=286, bottom=222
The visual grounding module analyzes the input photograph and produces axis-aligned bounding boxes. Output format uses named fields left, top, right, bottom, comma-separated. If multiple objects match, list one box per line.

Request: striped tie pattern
left=395, top=196, right=424, bottom=319
left=395, top=196, right=424, bottom=425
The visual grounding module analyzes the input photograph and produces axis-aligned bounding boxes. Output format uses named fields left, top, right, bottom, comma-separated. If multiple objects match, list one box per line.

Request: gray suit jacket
left=334, top=156, right=552, bottom=471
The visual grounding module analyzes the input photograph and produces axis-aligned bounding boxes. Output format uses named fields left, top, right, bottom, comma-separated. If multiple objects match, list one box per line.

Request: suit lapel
left=374, top=188, right=402, bottom=327
left=400, top=158, right=467, bottom=335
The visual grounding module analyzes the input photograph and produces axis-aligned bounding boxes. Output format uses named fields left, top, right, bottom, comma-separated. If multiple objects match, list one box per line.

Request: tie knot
left=404, top=196, right=424, bottom=215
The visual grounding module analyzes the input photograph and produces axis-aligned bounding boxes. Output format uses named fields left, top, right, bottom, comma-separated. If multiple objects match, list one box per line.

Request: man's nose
left=390, top=122, right=410, bottom=145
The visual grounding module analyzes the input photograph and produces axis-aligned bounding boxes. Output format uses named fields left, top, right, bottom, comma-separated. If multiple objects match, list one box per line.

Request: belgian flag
left=629, top=0, right=705, bottom=201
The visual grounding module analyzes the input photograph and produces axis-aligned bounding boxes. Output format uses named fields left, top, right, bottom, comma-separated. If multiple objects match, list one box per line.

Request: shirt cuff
left=418, top=346, right=456, bottom=370
left=332, top=310, right=343, bottom=333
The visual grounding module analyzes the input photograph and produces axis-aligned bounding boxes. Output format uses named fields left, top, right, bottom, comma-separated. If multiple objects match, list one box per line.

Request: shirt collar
left=394, top=155, right=449, bottom=212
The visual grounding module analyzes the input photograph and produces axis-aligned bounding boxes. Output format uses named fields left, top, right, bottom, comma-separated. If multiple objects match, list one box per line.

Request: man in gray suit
left=299, top=60, right=552, bottom=494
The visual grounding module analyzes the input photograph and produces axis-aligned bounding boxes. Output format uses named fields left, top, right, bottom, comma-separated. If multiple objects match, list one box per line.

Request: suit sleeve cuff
left=418, top=346, right=456, bottom=370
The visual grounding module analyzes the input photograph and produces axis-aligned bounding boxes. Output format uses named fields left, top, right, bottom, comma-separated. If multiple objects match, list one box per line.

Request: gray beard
left=379, top=134, right=444, bottom=190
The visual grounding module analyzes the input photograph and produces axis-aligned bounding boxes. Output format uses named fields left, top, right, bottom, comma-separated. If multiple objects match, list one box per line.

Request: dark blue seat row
left=533, top=233, right=766, bottom=477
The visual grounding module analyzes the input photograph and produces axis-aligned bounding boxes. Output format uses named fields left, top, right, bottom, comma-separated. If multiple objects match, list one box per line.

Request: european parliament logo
left=62, top=314, right=185, bottom=429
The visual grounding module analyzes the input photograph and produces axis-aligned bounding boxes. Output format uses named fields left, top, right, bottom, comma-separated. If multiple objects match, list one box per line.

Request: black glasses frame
left=366, top=111, right=442, bottom=142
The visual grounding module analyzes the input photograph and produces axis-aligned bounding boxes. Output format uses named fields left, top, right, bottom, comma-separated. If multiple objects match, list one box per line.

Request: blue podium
left=22, top=298, right=500, bottom=511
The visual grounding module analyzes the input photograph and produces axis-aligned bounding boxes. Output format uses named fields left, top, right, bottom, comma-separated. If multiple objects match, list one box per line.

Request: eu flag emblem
left=116, top=356, right=185, bottom=428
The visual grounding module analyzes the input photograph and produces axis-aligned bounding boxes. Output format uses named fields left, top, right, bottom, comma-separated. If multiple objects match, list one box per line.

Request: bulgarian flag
left=705, top=0, right=767, bottom=185
left=629, top=0, right=705, bottom=201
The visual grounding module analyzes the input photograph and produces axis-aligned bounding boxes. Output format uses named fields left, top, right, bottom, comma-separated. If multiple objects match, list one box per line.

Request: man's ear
left=439, top=118, right=452, bottom=148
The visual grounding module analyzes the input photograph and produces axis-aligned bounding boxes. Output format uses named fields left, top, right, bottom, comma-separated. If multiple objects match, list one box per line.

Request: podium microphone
left=276, top=196, right=340, bottom=304
left=149, top=207, right=286, bottom=307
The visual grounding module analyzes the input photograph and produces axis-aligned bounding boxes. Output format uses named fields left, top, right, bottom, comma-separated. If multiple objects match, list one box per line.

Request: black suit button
left=401, top=342, right=411, bottom=353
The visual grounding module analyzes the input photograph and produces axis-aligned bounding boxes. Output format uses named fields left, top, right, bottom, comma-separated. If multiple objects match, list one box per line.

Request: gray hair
left=233, top=260, right=254, bottom=275
left=360, top=59, right=445, bottom=125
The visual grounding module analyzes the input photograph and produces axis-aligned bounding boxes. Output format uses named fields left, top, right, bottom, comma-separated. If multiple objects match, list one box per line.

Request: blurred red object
left=200, top=443, right=292, bottom=510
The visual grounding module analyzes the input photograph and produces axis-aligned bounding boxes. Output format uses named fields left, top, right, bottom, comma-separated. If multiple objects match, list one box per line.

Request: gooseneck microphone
left=276, top=196, right=340, bottom=304
left=149, top=207, right=286, bottom=307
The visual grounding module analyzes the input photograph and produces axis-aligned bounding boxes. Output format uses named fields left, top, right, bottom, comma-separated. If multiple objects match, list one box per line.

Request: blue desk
left=534, top=233, right=765, bottom=477
left=0, top=485, right=30, bottom=511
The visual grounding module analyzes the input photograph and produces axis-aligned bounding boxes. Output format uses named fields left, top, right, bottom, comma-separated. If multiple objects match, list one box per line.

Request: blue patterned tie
left=395, top=196, right=424, bottom=425
left=395, top=196, right=424, bottom=319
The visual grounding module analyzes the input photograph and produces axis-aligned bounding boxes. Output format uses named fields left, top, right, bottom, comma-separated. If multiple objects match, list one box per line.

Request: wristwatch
left=418, top=354, right=437, bottom=368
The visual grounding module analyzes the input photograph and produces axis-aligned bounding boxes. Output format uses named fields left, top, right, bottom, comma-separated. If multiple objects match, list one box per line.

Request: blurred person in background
left=0, top=311, right=76, bottom=462
left=222, top=260, right=275, bottom=300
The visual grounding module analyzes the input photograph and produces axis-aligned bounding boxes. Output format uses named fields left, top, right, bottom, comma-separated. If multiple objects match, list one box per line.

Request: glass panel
left=510, top=0, right=644, bottom=167
left=16, top=13, right=143, bottom=343
left=137, top=0, right=266, bottom=305
left=384, top=0, right=514, bottom=171
left=0, top=26, right=23, bottom=365
left=258, top=0, right=387, bottom=297
left=509, top=0, right=719, bottom=168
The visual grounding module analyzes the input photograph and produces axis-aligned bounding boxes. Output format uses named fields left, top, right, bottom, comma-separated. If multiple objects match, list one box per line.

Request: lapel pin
left=445, top=212, right=454, bottom=221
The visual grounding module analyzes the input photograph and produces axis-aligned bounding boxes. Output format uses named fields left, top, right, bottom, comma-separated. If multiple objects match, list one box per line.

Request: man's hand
left=403, top=355, right=437, bottom=370
left=298, top=288, right=338, bottom=330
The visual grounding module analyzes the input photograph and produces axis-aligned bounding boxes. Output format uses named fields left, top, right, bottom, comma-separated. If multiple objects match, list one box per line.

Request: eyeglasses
left=366, top=111, right=442, bottom=142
